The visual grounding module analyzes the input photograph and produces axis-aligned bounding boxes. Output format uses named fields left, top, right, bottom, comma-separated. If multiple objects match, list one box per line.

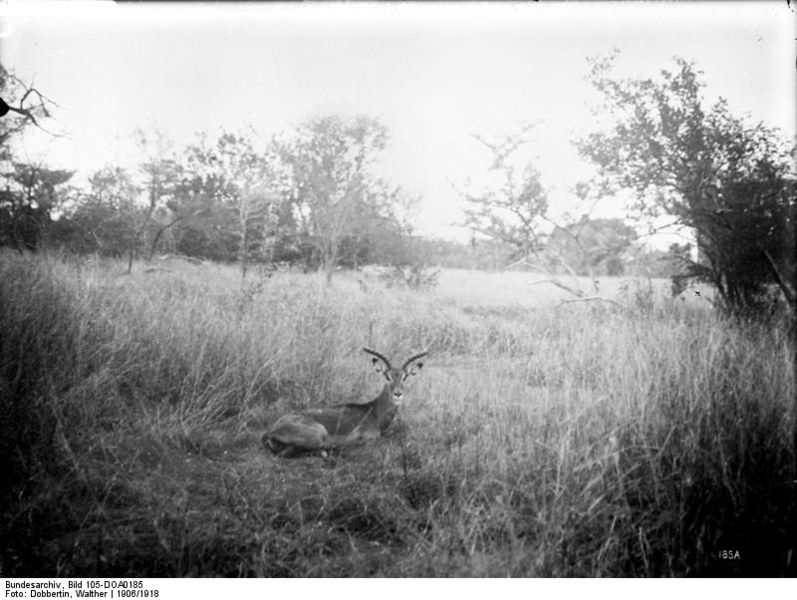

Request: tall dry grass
left=1, top=250, right=794, bottom=576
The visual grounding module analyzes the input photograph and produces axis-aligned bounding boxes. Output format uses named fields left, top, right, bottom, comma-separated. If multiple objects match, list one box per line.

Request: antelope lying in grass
left=263, top=348, right=428, bottom=458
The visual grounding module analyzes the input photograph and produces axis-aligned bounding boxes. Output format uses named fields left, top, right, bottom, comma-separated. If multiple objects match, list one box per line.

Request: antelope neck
left=371, top=383, right=399, bottom=428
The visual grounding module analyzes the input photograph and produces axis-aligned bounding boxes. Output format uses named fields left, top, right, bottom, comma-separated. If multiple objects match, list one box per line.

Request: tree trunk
left=148, top=228, right=164, bottom=262
left=240, top=227, right=248, bottom=281
left=323, top=241, right=338, bottom=285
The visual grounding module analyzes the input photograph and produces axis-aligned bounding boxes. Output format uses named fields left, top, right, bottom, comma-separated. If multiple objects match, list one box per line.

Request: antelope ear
left=406, top=361, right=424, bottom=376
left=371, top=357, right=387, bottom=373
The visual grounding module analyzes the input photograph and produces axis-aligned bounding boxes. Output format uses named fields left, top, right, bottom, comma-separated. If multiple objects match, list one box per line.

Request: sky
left=1, top=1, right=794, bottom=245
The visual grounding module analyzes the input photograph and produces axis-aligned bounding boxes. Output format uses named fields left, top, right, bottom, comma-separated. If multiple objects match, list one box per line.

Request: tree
left=62, top=166, right=141, bottom=257
left=627, top=242, right=694, bottom=280
left=177, top=130, right=284, bottom=277
left=0, top=163, right=74, bottom=251
left=461, top=124, right=549, bottom=264
left=547, top=216, right=637, bottom=276
left=133, top=128, right=187, bottom=264
left=577, top=54, right=796, bottom=317
left=278, top=115, right=395, bottom=282
left=0, top=63, right=67, bottom=251
left=171, top=152, right=237, bottom=263
left=0, top=62, right=58, bottom=158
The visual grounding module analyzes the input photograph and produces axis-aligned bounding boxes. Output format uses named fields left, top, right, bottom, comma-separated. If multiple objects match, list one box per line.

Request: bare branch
left=472, top=121, right=539, bottom=169
left=1, top=89, right=62, bottom=137
left=557, top=296, right=629, bottom=310
left=761, top=248, right=796, bottom=308
left=529, top=277, right=587, bottom=298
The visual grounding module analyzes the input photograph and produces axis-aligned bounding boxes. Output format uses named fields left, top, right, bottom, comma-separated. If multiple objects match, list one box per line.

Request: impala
left=263, top=348, right=428, bottom=457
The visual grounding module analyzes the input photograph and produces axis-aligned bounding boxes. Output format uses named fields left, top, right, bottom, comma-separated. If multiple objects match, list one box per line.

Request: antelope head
left=363, top=347, right=428, bottom=404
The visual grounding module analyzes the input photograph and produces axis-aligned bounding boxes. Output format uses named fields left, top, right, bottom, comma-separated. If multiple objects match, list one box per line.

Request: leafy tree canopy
left=577, top=53, right=796, bottom=316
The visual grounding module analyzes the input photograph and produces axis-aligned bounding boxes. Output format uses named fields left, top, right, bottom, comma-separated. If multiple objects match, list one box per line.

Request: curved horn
left=363, top=347, right=392, bottom=369
left=402, top=351, right=429, bottom=371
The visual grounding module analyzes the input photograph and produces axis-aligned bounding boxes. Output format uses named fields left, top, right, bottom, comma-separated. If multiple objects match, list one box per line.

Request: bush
left=379, top=263, right=440, bottom=290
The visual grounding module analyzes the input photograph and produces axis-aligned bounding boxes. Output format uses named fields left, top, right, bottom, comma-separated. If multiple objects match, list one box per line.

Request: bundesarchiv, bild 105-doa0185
left=5, top=581, right=159, bottom=598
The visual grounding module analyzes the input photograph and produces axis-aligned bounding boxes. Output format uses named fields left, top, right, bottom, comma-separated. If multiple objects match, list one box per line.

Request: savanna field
left=1, top=251, right=795, bottom=577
